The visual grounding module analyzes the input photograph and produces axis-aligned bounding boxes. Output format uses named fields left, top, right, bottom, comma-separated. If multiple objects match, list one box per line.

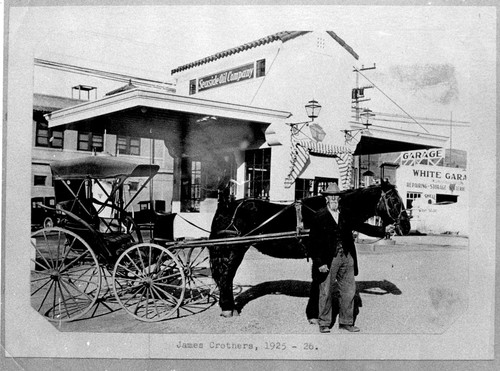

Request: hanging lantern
left=305, top=99, right=321, bottom=121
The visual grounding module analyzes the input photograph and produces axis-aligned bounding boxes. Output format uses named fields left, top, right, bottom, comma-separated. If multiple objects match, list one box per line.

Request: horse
left=208, top=179, right=410, bottom=317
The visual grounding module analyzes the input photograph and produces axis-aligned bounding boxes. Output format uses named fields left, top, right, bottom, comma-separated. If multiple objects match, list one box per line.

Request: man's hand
left=318, top=264, right=329, bottom=273
left=385, top=224, right=396, bottom=235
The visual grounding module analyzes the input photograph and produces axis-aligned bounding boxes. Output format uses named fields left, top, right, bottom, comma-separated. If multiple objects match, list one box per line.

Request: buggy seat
left=56, top=198, right=136, bottom=260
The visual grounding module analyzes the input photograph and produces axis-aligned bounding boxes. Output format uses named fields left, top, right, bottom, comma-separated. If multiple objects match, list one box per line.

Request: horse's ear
left=380, top=178, right=392, bottom=190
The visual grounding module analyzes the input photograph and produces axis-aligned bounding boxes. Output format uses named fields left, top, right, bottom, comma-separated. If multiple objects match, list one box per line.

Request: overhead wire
left=353, top=66, right=430, bottom=133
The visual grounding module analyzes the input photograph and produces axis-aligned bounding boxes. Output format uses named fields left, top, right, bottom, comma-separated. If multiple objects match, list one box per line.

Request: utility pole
left=352, top=64, right=376, bottom=187
left=352, top=64, right=376, bottom=122
left=449, top=111, right=453, bottom=167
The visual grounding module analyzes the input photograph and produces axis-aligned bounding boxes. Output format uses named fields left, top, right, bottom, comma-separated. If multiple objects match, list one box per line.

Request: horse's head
left=377, top=179, right=411, bottom=235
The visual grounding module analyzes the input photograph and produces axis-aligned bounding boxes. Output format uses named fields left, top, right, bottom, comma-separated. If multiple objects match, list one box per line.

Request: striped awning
left=296, top=140, right=352, bottom=157
left=285, top=140, right=354, bottom=190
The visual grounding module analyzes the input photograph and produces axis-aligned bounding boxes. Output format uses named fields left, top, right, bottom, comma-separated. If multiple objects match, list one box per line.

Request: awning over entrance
left=349, top=124, right=448, bottom=155
left=46, top=87, right=291, bottom=158
left=285, top=139, right=354, bottom=190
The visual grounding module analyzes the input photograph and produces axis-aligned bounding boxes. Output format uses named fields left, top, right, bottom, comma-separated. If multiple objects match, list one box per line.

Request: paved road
left=49, top=235, right=469, bottom=335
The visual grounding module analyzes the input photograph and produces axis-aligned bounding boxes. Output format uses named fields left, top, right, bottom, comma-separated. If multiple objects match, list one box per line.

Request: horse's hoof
left=220, top=310, right=234, bottom=318
left=220, top=310, right=239, bottom=318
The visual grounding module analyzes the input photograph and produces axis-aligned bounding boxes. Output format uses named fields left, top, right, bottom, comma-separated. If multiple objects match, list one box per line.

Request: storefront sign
left=400, top=148, right=444, bottom=166
left=398, top=164, right=467, bottom=194
left=198, top=63, right=255, bottom=92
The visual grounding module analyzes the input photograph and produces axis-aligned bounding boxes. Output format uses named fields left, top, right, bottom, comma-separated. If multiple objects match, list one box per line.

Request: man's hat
left=321, top=182, right=341, bottom=195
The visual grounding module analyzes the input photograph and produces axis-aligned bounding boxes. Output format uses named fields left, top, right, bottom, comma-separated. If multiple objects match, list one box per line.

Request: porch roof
left=47, top=87, right=292, bottom=157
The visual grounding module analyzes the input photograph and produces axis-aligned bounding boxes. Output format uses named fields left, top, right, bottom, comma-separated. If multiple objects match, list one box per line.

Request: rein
left=378, top=188, right=404, bottom=226
left=219, top=200, right=304, bottom=238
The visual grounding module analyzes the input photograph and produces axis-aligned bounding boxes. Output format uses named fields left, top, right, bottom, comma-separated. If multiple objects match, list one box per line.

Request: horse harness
left=220, top=199, right=309, bottom=238
left=377, top=188, right=405, bottom=228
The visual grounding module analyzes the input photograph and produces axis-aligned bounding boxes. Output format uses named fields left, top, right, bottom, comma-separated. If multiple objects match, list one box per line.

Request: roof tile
left=171, top=30, right=358, bottom=75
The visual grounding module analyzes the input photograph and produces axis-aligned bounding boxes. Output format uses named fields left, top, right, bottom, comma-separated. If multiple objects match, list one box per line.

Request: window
left=313, top=177, right=339, bottom=195
left=189, top=79, right=197, bottom=95
left=180, top=158, right=202, bottom=212
left=128, top=181, right=139, bottom=192
left=35, top=121, right=64, bottom=148
left=256, top=59, right=266, bottom=78
left=191, top=161, right=202, bottom=209
left=316, top=37, right=325, bottom=49
left=117, top=136, right=141, bottom=156
left=78, top=132, right=103, bottom=152
left=34, top=175, right=47, bottom=186
left=406, top=192, right=422, bottom=209
left=295, top=178, right=314, bottom=200
left=245, top=148, right=271, bottom=200
left=436, top=194, right=458, bottom=204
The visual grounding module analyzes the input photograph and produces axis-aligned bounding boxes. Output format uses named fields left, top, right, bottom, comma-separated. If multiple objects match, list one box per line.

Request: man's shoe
left=308, top=318, right=319, bottom=325
left=319, top=326, right=331, bottom=333
left=339, top=324, right=360, bottom=332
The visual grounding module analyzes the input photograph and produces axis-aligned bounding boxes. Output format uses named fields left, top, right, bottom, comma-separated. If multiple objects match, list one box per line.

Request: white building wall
left=174, top=31, right=358, bottom=200
left=395, top=164, right=468, bottom=235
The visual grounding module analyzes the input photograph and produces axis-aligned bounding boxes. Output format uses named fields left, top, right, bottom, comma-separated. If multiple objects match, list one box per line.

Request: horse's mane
left=338, top=184, right=387, bottom=223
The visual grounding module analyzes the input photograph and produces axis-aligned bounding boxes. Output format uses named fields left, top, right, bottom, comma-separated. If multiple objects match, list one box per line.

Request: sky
left=9, top=4, right=498, bottom=150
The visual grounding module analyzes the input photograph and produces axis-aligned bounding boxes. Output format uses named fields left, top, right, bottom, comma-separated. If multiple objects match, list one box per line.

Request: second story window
left=256, top=59, right=266, bottom=78
left=189, top=79, right=197, bottom=95
left=34, top=175, right=47, bottom=186
left=117, top=136, right=141, bottom=156
left=78, top=132, right=103, bottom=152
left=35, top=121, right=64, bottom=149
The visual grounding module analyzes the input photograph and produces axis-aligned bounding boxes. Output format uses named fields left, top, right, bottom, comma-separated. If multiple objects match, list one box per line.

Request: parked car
left=31, top=197, right=58, bottom=230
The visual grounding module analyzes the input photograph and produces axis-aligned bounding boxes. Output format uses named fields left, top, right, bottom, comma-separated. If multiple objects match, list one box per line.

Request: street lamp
left=287, top=100, right=323, bottom=138
left=342, top=108, right=375, bottom=143
left=305, top=99, right=322, bottom=121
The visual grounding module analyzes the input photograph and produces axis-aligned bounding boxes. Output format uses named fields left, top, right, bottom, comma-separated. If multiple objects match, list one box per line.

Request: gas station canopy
left=46, top=87, right=292, bottom=157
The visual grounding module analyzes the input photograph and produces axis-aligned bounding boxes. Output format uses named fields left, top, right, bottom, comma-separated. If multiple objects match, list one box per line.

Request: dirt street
left=47, top=236, right=469, bottom=335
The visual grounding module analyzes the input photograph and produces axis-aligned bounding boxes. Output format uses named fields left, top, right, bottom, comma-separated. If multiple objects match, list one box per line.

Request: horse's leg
left=209, top=244, right=248, bottom=317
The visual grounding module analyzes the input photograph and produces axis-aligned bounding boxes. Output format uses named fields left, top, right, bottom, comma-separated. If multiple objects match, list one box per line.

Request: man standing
left=308, top=183, right=394, bottom=333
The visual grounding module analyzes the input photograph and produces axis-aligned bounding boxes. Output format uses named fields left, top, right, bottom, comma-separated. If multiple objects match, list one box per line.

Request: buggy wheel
left=174, top=247, right=216, bottom=304
left=30, top=227, right=101, bottom=322
left=112, top=243, right=186, bottom=322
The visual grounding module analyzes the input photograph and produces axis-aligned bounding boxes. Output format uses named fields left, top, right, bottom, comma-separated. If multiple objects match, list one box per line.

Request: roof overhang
left=47, top=88, right=292, bottom=157
left=349, top=124, right=448, bottom=155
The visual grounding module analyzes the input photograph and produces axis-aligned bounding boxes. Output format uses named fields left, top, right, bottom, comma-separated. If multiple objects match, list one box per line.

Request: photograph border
left=2, top=0, right=499, bottom=369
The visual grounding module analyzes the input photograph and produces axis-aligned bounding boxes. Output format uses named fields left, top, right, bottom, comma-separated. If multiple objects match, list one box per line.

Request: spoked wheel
left=174, top=247, right=216, bottom=304
left=112, top=243, right=186, bottom=322
left=30, top=227, right=101, bottom=322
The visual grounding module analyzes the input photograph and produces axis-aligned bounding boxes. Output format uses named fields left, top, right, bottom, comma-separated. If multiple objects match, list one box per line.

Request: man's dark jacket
left=308, top=206, right=386, bottom=276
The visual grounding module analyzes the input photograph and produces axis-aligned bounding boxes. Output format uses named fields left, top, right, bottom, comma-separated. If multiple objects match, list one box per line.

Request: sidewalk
left=392, top=234, right=468, bottom=247
left=355, top=234, right=469, bottom=253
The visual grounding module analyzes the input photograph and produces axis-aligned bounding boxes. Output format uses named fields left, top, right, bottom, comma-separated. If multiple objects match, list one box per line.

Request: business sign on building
left=398, top=164, right=467, bottom=199
left=399, top=148, right=445, bottom=166
left=198, top=63, right=255, bottom=92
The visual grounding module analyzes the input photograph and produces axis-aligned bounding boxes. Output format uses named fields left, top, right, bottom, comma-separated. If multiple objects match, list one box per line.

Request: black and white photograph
left=2, top=1, right=498, bottom=369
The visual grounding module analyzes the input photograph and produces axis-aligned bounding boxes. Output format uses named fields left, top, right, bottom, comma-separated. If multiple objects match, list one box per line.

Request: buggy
left=30, top=155, right=213, bottom=322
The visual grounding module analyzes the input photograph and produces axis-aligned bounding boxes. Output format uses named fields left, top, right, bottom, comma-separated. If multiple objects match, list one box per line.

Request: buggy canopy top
left=51, top=155, right=160, bottom=180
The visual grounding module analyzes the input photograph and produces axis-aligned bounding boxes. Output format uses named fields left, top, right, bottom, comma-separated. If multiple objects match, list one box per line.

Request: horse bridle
left=377, top=188, right=405, bottom=227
